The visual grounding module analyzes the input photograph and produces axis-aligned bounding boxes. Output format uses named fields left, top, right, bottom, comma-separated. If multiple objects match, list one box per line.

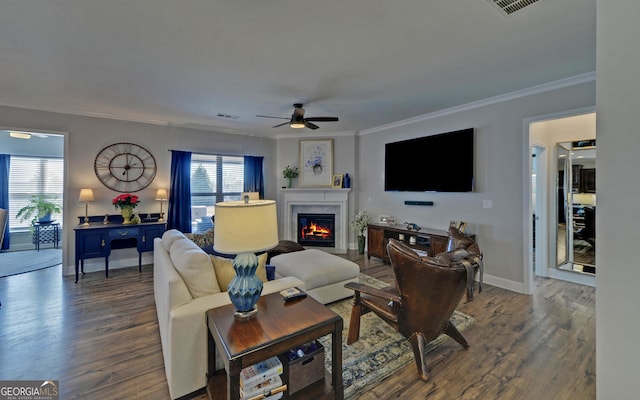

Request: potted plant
left=350, top=210, right=371, bottom=254
left=112, top=193, right=141, bottom=224
left=282, top=165, right=299, bottom=188
left=16, top=195, right=62, bottom=225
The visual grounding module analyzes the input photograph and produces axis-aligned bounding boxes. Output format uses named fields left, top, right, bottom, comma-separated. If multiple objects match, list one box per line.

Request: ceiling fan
left=257, top=103, right=339, bottom=130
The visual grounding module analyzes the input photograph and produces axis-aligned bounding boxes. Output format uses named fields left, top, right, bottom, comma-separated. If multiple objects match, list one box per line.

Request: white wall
left=596, top=0, right=640, bottom=397
left=0, top=105, right=277, bottom=275
left=357, top=82, right=595, bottom=292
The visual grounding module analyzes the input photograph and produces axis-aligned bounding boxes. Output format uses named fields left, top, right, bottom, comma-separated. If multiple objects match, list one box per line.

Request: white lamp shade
left=214, top=200, right=279, bottom=254
left=78, top=188, right=95, bottom=202
left=155, top=188, right=168, bottom=201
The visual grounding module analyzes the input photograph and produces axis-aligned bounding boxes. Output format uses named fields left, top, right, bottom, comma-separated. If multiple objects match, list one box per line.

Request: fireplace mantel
left=281, top=188, right=351, bottom=253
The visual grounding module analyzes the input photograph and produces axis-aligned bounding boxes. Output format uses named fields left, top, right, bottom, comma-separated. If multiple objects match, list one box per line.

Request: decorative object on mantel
left=404, top=222, right=421, bottom=231
left=213, top=198, right=279, bottom=320
left=343, top=173, right=351, bottom=188
left=282, top=165, right=299, bottom=188
left=299, top=139, right=333, bottom=187
left=112, top=193, right=140, bottom=225
left=78, top=189, right=95, bottom=226
left=332, top=174, right=343, bottom=188
left=351, top=210, right=371, bottom=254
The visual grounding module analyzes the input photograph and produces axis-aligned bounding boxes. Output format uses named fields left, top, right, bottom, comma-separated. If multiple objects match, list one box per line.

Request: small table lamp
left=214, top=198, right=278, bottom=320
left=155, top=189, right=168, bottom=222
left=79, top=189, right=95, bottom=226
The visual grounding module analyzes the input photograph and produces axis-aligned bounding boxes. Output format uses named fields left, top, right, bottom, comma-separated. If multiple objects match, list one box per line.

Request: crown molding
left=358, top=71, right=596, bottom=136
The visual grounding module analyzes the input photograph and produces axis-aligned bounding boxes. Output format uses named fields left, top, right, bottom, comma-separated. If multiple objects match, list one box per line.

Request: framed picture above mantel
left=299, top=139, right=333, bottom=187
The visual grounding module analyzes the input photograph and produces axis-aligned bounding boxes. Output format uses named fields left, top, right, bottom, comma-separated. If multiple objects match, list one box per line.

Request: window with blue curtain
left=244, top=156, right=265, bottom=199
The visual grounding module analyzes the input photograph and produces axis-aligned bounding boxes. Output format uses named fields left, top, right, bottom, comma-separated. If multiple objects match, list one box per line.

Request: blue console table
left=74, top=215, right=166, bottom=283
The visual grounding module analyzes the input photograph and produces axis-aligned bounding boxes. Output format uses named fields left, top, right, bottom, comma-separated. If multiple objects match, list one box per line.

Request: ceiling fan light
left=290, top=122, right=305, bottom=129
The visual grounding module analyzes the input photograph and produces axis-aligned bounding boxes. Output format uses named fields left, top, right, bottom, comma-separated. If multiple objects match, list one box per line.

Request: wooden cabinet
left=367, top=223, right=450, bottom=261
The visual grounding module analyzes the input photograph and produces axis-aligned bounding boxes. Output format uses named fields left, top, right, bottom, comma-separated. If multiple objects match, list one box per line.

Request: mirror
left=556, top=140, right=596, bottom=274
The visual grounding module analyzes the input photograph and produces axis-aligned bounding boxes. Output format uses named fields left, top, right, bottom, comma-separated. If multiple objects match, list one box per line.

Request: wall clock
left=94, top=142, right=157, bottom=192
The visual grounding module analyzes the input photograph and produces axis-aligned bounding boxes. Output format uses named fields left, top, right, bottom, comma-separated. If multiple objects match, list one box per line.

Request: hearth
left=298, top=213, right=335, bottom=247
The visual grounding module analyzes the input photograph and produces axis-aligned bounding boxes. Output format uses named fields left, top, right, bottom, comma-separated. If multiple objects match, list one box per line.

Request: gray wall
left=0, top=105, right=277, bottom=274
left=596, top=0, right=640, bottom=397
left=357, top=82, right=595, bottom=291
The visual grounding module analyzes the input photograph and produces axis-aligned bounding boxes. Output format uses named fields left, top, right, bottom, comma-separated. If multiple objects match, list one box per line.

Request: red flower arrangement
left=112, top=193, right=140, bottom=210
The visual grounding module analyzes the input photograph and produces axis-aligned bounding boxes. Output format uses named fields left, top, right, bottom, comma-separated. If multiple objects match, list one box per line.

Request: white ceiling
left=0, top=0, right=596, bottom=138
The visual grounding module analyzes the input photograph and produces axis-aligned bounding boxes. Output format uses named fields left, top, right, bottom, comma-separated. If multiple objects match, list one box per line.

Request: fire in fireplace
left=297, top=213, right=335, bottom=247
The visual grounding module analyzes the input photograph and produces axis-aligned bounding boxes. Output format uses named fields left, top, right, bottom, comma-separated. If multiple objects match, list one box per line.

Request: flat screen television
left=384, top=128, right=474, bottom=192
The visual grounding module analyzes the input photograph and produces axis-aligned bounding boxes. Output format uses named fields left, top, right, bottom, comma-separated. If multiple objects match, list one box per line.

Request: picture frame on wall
left=299, top=139, right=333, bottom=187
left=332, top=174, right=343, bottom=188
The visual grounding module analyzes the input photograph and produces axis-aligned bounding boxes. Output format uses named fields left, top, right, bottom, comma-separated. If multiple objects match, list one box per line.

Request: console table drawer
left=109, top=227, right=140, bottom=238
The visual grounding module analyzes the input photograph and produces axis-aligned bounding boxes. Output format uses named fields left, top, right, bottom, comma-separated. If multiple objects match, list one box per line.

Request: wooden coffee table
left=206, top=291, right=344, bottom=400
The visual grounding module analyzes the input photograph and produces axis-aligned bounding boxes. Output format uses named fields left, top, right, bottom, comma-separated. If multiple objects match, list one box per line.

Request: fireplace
left=297, top=213, right=336, bottom=247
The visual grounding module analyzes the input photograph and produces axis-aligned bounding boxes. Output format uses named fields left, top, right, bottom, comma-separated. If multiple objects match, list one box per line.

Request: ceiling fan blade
left=305, top=121, right=320, bottom=130
left=272, top=121, right=291, bottom=128
left=257, top=115, right=289, bottom=120
left=304, top=117, right=339, bottom=122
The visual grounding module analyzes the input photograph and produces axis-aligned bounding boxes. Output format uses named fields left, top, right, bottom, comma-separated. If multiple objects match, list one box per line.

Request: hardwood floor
left=0, top=251, right=595, bottom=399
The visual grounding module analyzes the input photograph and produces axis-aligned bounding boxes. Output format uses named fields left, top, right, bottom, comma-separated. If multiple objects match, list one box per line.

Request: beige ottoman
left=270, top=249, right=359, bottom=304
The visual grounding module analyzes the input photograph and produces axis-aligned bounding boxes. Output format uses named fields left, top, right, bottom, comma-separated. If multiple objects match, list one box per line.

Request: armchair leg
left=409, top=333, right=430, bottom=381
left=347, top=293, right=363, bottom=345
left=444, top=321, right=469, bottom=349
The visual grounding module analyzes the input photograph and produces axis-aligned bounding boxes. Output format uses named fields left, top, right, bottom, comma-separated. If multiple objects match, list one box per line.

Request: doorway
left=524, top=109, right=596, bottom=293
left=0, top=129, right=65, bottom=277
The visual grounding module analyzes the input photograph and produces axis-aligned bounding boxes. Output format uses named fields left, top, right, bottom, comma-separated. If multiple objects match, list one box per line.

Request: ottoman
left=270, top=249, right=359, bottom=304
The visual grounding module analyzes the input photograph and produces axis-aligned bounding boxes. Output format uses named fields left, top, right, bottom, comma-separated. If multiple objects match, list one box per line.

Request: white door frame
left=522, top=106, right=596, bottom=294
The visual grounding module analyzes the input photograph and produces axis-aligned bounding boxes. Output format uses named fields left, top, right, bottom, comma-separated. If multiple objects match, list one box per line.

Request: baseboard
left=482, top=273, right=527, bottom=294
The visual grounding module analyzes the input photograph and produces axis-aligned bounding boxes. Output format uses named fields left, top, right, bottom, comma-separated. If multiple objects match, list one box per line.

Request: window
left=190, top=154, right=244, bottom=233
left=9, top=156, right=64, bottom=230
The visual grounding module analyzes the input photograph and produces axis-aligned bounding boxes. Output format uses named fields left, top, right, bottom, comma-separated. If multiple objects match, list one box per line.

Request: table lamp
left=214, top=198, right=278, bottom=320
left=155, top=188, right=168, bottom=222
left=78, top=189, right=95, bottom=226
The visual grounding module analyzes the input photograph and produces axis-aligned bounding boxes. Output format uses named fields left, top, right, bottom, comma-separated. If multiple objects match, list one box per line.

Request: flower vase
left=357, top=235, right=366, bottom=254
left=286, top=177, right=293, bottom=188
left=120, top=206, right=134, bottom=224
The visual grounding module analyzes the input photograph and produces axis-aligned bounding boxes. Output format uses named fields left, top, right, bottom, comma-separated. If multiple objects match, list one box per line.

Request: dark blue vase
left=343, top=173, right=351, bottom=188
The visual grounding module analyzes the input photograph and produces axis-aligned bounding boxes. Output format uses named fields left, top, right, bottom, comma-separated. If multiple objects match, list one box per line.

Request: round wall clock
left=94, top=142, right=157, bottom=192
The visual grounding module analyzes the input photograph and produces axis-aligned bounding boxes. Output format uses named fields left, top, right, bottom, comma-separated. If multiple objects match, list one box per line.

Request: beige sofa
left=153, top=229, right=304, bottom=399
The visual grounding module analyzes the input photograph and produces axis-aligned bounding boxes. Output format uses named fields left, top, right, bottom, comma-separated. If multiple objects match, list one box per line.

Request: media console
left=367, top=223, right=450, bottom=261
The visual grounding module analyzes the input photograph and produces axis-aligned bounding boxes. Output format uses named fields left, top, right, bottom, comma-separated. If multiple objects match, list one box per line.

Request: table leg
left=227, top=361, right=241, bottom=400
left=105, top=257, right=109, bottom=278
left=333, top=318, right=344, bottom=399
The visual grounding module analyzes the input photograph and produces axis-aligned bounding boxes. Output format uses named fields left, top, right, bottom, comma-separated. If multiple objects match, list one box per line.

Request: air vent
left=216, top=113, right=241, bottom=120
left=486, top=0, right=543, bottom=16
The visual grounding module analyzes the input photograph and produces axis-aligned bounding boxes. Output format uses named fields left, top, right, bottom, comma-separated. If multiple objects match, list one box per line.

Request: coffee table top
left=207, top=291, right=341, bottom=362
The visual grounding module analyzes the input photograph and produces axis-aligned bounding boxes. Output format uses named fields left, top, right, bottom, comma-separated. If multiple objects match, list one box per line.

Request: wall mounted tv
left=384, top=128, right=474, bottom=192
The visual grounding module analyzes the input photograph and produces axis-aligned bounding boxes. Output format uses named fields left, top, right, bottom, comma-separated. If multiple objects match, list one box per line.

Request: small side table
left=33, top=222, right=60, bottom=251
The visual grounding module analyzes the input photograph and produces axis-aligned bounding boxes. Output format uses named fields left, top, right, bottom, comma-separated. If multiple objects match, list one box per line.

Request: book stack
left=240, top=356, right=286, bottom=400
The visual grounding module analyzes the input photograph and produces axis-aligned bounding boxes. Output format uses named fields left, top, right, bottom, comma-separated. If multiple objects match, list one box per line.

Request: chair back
left=387, top=239, right=469, bottom=340
left=0, top=208, right=8, bottom=249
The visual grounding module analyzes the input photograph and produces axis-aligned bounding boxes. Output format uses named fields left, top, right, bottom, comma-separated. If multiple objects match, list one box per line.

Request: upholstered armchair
left=345, top=231, right=483, bottom=381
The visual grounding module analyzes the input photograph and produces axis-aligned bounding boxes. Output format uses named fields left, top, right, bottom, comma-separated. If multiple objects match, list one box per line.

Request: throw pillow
left=447, top=226, right=481, bottom=255
left=161, top=229, right=187, bottom=252
left=184, top=227, right=215, bottom=248
left=170, top=238, right=221, bottom=298
left=211, top=253, right=268, bottom=290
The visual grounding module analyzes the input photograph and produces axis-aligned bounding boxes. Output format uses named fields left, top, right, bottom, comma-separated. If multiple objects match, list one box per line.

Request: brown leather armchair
left=345, top=232, right=483, bottom=381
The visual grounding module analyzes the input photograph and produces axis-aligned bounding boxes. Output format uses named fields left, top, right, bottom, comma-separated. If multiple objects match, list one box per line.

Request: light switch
left=483, top=200, right=493, bottom=209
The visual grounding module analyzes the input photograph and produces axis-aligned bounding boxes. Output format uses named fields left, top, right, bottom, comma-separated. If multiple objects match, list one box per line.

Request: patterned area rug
left=318, top=273, right=476, bottom=399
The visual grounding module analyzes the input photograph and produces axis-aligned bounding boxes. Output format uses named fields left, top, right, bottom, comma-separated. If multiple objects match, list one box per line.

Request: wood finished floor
left=0, top=251, right=595, bottom=399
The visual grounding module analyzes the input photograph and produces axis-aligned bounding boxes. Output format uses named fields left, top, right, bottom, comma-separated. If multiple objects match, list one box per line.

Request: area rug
left=0, top=248, right=62, bottom=277
left=318, top=273, right=476, bottom=399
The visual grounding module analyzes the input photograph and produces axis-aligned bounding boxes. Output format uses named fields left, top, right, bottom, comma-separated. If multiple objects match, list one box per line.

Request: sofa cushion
left=162, top=229, right=187, bottom=252
left=211, top=253, right=268, bottom=289
left=270, top=249, right=359, bottom=291
left=170, top=238, right=221, bottom=298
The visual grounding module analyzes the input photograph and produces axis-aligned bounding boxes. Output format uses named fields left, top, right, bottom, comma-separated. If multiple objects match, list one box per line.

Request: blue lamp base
left=227, top=253, right=264, bottom=320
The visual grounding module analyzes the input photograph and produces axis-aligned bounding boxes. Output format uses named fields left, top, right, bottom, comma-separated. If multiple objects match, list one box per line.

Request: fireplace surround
left=282, top=188, right=351, bottom=253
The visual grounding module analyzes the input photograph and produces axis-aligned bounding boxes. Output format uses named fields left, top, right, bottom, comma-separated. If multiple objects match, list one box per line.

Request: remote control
left=284, top=292, right=307, bottom=302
